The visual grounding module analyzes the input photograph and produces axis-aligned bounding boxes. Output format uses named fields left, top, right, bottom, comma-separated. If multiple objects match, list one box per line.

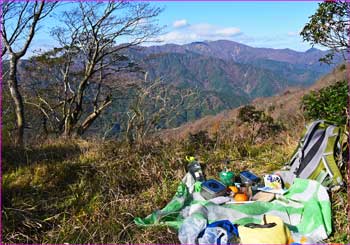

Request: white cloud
left=173, top=19, right=188, bottom=28
left=158, top=23, right=242, bottom=44
left=160, top=31, right=198, bottom=43
left=151, top=23, right=323, bottom=52
left=215, top=27, right=241, bottom=37
left=287, top=31, right=298, bottom=36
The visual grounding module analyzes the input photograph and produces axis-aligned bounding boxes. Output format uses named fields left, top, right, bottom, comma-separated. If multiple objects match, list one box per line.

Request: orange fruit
left=229, top=186, right=239, bottom=194
left=234, top=192, right=249, bottom=201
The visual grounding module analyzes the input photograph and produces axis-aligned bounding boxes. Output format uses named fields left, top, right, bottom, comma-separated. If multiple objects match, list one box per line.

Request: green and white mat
left=135, top=173, right=332, bottom=243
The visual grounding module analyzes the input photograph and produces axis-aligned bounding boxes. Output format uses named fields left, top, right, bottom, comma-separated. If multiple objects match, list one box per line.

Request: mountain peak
left=189, top=41, right=209, bottom=46
left=305, top=47, right=321, bottom=53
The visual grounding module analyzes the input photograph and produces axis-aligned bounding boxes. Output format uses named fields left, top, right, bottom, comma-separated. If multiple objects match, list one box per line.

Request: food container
left=200, top=179, right=227, bottom=200
left=240, top=171, right=260, bottom=184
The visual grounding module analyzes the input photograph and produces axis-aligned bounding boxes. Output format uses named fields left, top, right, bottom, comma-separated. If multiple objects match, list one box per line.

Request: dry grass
left=2, top=116, right=348, bottom=243
left=2, top=139, right=187, bottom=243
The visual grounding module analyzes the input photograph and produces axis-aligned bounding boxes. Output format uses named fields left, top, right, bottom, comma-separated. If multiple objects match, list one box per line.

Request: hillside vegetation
left=7, top=40, right=339, bottom=140
left=2, top=65, right=348, bottom=243
left=162, top=64, right=348, bottom=140
left=119, top=40, right=340, bottom=125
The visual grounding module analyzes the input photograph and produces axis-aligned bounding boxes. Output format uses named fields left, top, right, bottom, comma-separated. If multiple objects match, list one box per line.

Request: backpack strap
left=295, top=129, right=327, bottom=176
left=321, top=126, right=344, bottom=186
left=289, top=120, right=324, bottom=175
left=297, top=125, right=336, bottom=179
left=300, top=120, right=326, bottom=158
left=339, top=125, right=349, bottom=168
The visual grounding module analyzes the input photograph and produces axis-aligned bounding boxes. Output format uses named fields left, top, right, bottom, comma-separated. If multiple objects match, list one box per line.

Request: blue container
left=200, top=179, right=227, bottom=200
left=240, top=171, right=260, bottom=184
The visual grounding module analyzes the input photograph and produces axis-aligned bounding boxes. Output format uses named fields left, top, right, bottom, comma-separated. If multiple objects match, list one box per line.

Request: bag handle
left=244, top=215, right=277, bottom=229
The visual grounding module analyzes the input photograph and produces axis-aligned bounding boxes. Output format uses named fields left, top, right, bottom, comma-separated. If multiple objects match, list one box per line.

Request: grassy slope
left=2, top=65, right=348, bottom=243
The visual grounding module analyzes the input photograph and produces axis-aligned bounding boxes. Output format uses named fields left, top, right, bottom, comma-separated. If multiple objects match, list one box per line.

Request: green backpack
left=282, top=120, right=347, bottom=189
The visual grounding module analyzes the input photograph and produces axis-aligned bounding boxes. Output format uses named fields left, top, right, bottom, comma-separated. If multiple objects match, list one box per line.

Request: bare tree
left=24, top=1, right=162, bottom=137
left=1, top=1, right=58, bottom=145
left=124, top=74, right=198, bottom=145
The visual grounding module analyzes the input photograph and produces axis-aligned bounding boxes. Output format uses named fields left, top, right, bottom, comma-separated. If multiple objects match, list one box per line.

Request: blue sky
left=27, top=1, right=323, bottom=56
left=152, top=1, right=323, bottom=51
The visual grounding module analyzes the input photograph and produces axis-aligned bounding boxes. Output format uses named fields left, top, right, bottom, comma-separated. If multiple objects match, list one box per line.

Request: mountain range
left=10, top=40, right=342, bottom=132
left=124, top=40, right=339, bottom=117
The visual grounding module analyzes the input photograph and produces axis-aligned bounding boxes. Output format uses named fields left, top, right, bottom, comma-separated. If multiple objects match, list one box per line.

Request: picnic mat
left=135, top=173, right=332, bottom=243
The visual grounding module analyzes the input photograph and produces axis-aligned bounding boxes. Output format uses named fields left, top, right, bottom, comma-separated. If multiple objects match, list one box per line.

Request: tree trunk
left=77, top=100, right=112, bottom=136
left=63, top=115, right=73, bottom=137
left=7, top=56, right=25, bottom=145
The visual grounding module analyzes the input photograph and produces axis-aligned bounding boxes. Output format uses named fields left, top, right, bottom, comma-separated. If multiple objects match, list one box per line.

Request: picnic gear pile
left=135, top=120, right=348, bottom=244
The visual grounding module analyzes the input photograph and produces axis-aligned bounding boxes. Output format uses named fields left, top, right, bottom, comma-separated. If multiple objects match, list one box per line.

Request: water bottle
left=186, top=156, right=205, bottom=182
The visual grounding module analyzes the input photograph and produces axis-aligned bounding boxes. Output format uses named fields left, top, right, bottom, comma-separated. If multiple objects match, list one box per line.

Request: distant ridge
left=123, top=40, right=340, bottom=124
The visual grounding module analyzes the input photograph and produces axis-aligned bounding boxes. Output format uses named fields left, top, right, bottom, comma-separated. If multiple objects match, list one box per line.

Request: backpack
left=282, top=120, right=347, bottom=189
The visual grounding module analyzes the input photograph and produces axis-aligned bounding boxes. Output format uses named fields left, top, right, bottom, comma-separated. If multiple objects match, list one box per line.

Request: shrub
left=302, top=80, right=347, bottom=125
left=258, top=120, right=285, bottom=139
left=238, top=105, right=264, bottom=124
left=238, top=105, right=284, bottom=141
left=186, top=130, right=215, bottom=154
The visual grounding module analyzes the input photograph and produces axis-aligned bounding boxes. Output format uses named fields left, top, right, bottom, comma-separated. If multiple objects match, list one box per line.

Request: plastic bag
left=198, top=220, right=238, bottom=245
left=178, top=216, right=207, bottom=244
